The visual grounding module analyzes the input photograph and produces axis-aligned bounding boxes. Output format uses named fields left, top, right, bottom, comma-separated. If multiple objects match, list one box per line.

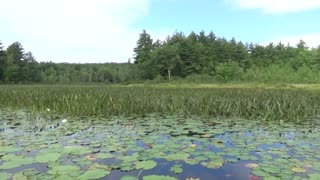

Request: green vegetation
left=0, top=85, right=319, bottom=122
left=1, top=30, right=320, bottom=84
left=0, top=112, right=319, bottom=179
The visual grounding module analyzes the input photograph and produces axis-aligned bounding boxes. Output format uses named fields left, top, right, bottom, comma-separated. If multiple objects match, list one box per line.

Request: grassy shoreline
left=0, top=84, right=319, bottom=122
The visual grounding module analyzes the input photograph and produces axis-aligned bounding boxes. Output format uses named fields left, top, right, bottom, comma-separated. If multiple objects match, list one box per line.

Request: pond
left=0, top=110, right=320, bottom=180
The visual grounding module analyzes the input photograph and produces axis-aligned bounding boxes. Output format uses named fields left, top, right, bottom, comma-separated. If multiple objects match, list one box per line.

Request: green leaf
left=62, top=146, right=91, bottom=155
left=291, top=167, right=307, bottom=173
left=135, top=160, right=157, bottom=170
left=23, top=169, right=40, bottom=176
left=170, top=164, right=183, bottom=174
left=47, top=165, right=81, bottom=176
left=308, top=173, right=320, bottom=180
left=54, top=175, right=74, bottom=180
left=79, top=169, right=110, bottom=180
left=0, top=157, right=34, bottom=170
left=0, top=172, right=12, bottom=180
left=35, top=152, right=61, bottom=163
left=164, top=153, right=189, bottom=161
left=95, top=153, right=113, bottom=159
left=0, top=146, right=21, bottom=153
left=143, top=175, right=178, bottom=180
left=264, top=177, right=281, bottom=180
left=194, top=156, right=208, bottom=161
left=252, top=168, right=271, bottom=177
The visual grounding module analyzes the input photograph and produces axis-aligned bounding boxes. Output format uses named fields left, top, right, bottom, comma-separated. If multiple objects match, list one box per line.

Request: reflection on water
left=0, top=110, right=320, bottom=179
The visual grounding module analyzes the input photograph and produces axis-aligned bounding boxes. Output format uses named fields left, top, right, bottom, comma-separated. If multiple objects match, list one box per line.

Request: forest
left=1, top=30, right=320, bottom=84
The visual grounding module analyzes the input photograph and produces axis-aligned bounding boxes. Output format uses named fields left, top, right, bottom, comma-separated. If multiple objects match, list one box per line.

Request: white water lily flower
left=61, top=119, right=67, bottom=123
left=47, top=108, right=50, bottom=112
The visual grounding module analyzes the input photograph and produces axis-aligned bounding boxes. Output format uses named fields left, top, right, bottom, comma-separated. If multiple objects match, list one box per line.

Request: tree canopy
left=1, top=30, right=320, bottom=84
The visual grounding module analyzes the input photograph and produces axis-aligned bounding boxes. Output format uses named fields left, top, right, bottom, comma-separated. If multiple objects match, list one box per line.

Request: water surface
left=0, top=110, right=320, bottom=179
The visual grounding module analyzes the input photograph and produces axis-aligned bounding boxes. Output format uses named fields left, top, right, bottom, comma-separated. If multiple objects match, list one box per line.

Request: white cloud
left=263, top=33, right=320, bottom=48
left=228, top=0, right=320, bottom=13
left=0, top=0, right=150, bottom=63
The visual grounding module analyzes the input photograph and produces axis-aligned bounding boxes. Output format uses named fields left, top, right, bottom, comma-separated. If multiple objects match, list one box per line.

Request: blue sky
left=0, top=0, right=319, bottom=63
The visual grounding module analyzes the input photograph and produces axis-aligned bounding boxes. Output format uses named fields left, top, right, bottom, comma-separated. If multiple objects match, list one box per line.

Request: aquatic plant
left=0, top=85, right=319, bottom=122
left=0, top=112, right=319, bottom=179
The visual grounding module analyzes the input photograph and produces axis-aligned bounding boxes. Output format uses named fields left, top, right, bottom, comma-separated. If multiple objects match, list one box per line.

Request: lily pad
left=95, top=153, right=113, bottom=159
left=35, top=152, right=61, bottom=163
left=135, top=160, right=157, bottom=170
left=54, top=175, right=74, bottom=180
left=291, top=167, right=307, bottom=173
left=0, top=157, right=34, bottom=169
left=48, top=165, right=81, bottom=176
left=308, top=173, right=320, bottom=180
left=170, top=164, right=183, bottom=174
left=0, top=172, right=11, bottom=180
left=62, top=146, right=91, bottom=155
left=165, top=153, right=189, bottom=161
left=79, top=169, right=110, bottom=180
left=246, top=163, right=260, bottom=169
left=143, top=175, right=178, bottom=180
left=23, top=169, right=40, bottom=176
left=0, top=146, right=21, bottom=153
left=252, top=168, right=271, bottom=177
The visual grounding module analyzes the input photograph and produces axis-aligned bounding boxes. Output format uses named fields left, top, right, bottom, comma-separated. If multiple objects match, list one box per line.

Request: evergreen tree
left=5, top=42, right=25, bottom=82
left=0, top=41, right=6, bottom=82
left=133, top=30, right=153, bottom=64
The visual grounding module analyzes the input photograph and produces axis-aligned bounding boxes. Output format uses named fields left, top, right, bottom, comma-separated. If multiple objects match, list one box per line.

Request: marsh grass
left=0, top=84, right=319, bottom=122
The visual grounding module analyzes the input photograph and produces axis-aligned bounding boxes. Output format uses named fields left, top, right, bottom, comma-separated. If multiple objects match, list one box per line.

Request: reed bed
left=0, top=85, right=319, bottom=122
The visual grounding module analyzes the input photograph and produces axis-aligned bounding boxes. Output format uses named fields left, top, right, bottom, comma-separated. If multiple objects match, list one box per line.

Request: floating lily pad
left=291, top=167, right=307, bottom=173
left=0, top=146, right=21, bottom=153
left=62, top=146, right=91, bottom=155
left=246, top=163, right=259, bottom=169
left=23, top=168, right=40, bottom=176
left=54, top=175, right=74, bottom=180
left=194, top=156, right=208, bottom=161
left=12, top=172, right=29, bottom=180
left=135, top=160, right=157, bottom=170
left=308, top=173, right=320, bottom=180
left=0, top=172, right=11, bottom=180
left=95, top=153, right=113, bottom=159
left=35, top=152, right=61, bottom=163
left=0, top=157, right=34, bottom=169
left=1, top=154, right=21, bottom=161
left=121, top=153, right=139, bottom=162
left=264, top=176, right=281, bottom=180
left=165, top=153, right=189, bottom=161
left=78, top=169, right=110, bottom=180
left=312, top=162, right=320, bottom=171
left=143, top=175, right=178, bottom=180
left=47, top=165, right=81, bottom=176
left=170, top=164, right=183, bottom=174
left=201, top=160, right=223, bottom=169
left=261, top=166, right=281, bottom=174
left=252, top=168, right=271, bottom=177
left=120, top=164, right=136, bottom=172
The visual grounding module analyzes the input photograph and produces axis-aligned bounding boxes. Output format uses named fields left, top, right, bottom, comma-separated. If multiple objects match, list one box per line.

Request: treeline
left=1, top=29, right=320, bottom=84
left=134, top=30, right=320, bottom=83
left=0, top=41, right=139, bottom=84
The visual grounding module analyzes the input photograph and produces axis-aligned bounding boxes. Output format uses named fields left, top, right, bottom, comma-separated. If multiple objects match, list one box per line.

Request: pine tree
left=5, top=42, right=25, bottom=82
left=133, top=30, right=153, bottom=64
left=0, top=41, right=6, bottom=81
